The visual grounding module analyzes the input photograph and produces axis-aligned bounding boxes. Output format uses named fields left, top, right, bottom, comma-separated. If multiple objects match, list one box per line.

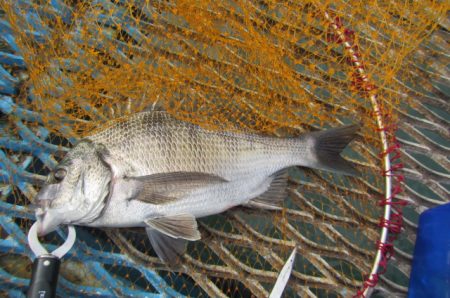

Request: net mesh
left=0, top=0, right=447, bottom=297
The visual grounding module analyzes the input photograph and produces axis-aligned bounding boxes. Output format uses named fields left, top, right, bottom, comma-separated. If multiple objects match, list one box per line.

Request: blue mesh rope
left=0, top=1, right=185, bottom=296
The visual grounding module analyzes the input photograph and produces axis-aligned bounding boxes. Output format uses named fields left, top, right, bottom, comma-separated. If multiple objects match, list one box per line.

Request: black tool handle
left=26, top=255, right=60, bottom=298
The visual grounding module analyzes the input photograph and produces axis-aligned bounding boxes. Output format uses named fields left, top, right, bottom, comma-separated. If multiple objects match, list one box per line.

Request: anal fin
left=247, top=170, right=288, bottom=210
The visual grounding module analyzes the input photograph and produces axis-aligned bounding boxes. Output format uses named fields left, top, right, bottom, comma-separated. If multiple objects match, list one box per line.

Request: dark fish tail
left=311, top=124, right=360, bottom=176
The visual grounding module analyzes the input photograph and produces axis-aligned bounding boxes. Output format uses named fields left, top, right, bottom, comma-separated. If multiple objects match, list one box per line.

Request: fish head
left=35, top=140, right=112, bottom=235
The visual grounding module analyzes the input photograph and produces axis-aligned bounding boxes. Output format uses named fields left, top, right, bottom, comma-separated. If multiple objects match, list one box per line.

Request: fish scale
left=87, top=111, right=301, bottom=179
left=35, top=110, right=359, bottom=263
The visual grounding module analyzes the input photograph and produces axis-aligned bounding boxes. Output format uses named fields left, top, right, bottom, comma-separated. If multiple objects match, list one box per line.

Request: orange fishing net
left=0, top=0, right=447, bottom=297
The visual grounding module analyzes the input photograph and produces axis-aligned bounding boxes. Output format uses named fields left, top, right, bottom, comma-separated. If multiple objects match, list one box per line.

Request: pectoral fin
left=146, top=228, right=187, bottom=265
left=132, top=171, right=228, bottom=184
left=144, top=214, right=201, bottom=241
left=131, top=172, right=228, bottom=204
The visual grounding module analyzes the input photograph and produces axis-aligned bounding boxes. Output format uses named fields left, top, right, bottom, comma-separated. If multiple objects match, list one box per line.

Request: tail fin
left=311, top=124, right=360, bottom=176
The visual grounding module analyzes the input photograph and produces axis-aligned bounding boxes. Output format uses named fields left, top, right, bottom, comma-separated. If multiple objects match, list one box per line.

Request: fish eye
left=54, top=168, right=67, bottom=182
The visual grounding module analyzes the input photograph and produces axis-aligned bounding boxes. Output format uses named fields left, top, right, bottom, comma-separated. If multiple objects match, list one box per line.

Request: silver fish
left=35, top=111, right=358, bottom=263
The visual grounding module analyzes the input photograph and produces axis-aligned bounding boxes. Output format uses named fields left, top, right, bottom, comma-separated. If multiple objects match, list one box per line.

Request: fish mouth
left=35, top=208, right=62, bottom=236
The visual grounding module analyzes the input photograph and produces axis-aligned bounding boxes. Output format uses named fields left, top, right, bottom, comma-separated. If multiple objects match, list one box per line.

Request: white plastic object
left=28, top=222, right=76, bottom=259
left=269, top=247, right=297, bottom=298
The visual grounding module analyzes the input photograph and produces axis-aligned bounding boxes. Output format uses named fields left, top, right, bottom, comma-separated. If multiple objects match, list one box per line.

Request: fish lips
left=35, top=208, right=64, bottom=236
left=35, top=184, right=64, bottom=235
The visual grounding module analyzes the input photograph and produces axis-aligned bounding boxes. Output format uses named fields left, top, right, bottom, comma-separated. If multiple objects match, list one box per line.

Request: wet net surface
left=0, top=1, right=448, bottom=297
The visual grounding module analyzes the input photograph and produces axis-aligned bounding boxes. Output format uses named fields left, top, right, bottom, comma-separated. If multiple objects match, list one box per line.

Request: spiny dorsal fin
left=131, top=172, right=228, bottom=204
left=247, top=170, right=288, bottom=210
left=145, top=213, right=201, bottom=241
left=146, top=228, right=187, bottom=265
